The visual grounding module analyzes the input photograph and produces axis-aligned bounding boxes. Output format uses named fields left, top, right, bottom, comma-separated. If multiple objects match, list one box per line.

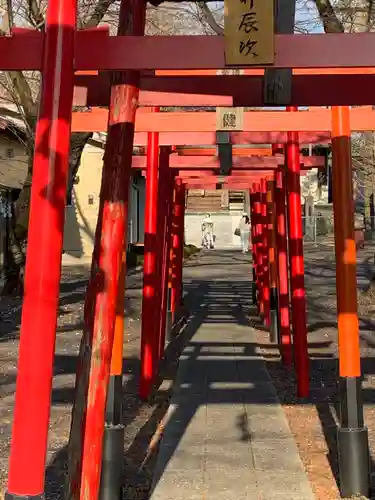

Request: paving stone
left=158, top=443, right=205, bottom=471
left=204, top=442, right=254, bottom=470
left=150, top=251, right=316, bottom=500
left=205, top=468, right=259, bottom=499
left=256, top=470, right=315, bottom=500
left=150, top=469, right=204, bottom=500
left=247, top=413, right=294, bottom=441
left=252, top=438, right=306, bottom=472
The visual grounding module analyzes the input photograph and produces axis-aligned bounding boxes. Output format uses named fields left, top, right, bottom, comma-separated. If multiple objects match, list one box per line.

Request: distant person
left=201, top=213, right=214, bottom=249
left=238, top=213, right=250, bottom=254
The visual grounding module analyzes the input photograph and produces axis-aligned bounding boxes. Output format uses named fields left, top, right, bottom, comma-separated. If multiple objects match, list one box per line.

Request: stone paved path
left=150, top=250, right=315, bottom=500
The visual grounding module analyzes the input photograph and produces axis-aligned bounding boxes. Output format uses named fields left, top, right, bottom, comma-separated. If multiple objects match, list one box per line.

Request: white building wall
left=184, top=211, right=244, bottom=249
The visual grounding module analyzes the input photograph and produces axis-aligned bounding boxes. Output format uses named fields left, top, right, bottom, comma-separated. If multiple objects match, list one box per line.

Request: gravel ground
left=1, top=243, right=375, bottom=500
left=255, top=240, right=375, bottom=500
left=0, top=264, right=186, bottom=500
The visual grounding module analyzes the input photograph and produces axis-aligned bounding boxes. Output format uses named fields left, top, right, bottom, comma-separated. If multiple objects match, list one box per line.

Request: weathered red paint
left=66, top=1, right=146, bottom=498
left=6, top=1, right=77, bottom=496
left=4, top=30, right=375, bottom=71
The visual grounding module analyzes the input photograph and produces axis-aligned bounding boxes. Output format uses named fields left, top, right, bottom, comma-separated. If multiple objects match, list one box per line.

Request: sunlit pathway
left=149, top=251, right=315, bottom=500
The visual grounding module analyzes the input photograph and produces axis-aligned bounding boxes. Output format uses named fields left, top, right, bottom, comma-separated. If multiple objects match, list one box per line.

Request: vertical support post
left=157, top=149, right=174, bottom=357
left=154, top=148, right=168, bottom=360
left=275, top=169, right=292, bottom=366
left=140, top=107, right=160, bottom=401
left=254, top=183, right=264, bottom=316
left=261, top=178, right=270, bottom=327
left=67, top=2, right=147, bottom=498
left=250, top=188, right=258, bottom=305
left=179, top=185, right=186, bottom=307
left=99, top=250, right=126, bottom=500
left=171, top=180, right=186, bottom=319
left=331, top=106, right=370, bottom=499
left=286, top=106, right=309, bottom=398
left=6, top=1, right=77, bottom=498
left=170, top=179, right=184, bottom=317
left=267, top=179, right=279, bottom=343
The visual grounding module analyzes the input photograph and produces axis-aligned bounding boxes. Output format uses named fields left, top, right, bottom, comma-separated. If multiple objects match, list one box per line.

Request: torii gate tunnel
left=2, top=0, right=374, bottom=499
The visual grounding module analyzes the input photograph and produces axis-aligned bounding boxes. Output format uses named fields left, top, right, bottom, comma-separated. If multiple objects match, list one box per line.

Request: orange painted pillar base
left=331, top=106, right=370, bottom=498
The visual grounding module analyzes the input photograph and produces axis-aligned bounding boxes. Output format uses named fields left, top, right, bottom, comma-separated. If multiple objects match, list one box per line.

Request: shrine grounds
left=0, top=240, right=375, bottom=499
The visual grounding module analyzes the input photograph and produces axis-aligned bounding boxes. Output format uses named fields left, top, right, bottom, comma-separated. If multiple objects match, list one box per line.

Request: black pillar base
left=269, top=310, right=278, bottom=343
left=252, top=269, right=257, bottom=305
left=337, top=376, right=370, bottom=498
left=269, top=288, right=279, bottom=344
left=105, top=375, right=123, bottom=425
left=5, top=495, right=44, bottom=500
left=252, top=282, right=257, bottom=305
left=99, top=424, right=125, bottom=500
left=338, top=426, right=370, bottom=498
left=166, top=310, right=173, bottom=342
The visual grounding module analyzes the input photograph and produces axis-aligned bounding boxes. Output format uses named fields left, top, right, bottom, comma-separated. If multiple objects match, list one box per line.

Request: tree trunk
left=2, top=132, right=93, bottom=295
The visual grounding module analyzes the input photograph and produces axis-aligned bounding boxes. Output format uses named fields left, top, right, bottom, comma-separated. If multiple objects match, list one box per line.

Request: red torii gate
left=135, top=145, right=324, bottom=400
left=73, top=68, right=375, bottom=108
left=70, top=105, right=375, bottom=134
left=2, top=1, right=370, bottom=500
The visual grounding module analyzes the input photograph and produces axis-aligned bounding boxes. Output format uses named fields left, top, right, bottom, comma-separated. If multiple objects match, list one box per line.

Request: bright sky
left=295, top=0, right=324, bottom=33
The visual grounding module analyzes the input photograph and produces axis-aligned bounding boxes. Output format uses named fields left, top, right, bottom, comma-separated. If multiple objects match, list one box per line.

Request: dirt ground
left=1, top=242, right=375, bottom=499
left=255, top=240, right=375, bottom=500
left=0, top=265, right=186, bottom=500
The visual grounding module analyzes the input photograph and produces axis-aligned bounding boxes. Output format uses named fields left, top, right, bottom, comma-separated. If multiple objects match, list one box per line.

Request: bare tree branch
left=197, top=1, right=223, bottom=35
left=27, top=0, right=45, bottom=29
left=314, top=0, right=345, bottom=32
left=83, top=0, right=117, bottom=28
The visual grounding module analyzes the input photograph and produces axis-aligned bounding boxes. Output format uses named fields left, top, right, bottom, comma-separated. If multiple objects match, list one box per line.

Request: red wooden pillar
left=331, top=106, right=369, bottom=498
left=158, top=150, right=175, bottom=357
left=177, top=181, right=186, bottom=310
left=66, top=2, right=146, bottom=497
left=155, top=148, right=168, bottom=359
left=261, top=178, right=270, bottom=327
left=249, top=188, right=258, bottom=305
left=286, top=106, right=309, bottom=398
left=254, top=183, right=264, bottom=316
left=170, top=179, right=185, bottom=320
left=140, top=107, right=160, bottom=401
left=275, top=169, right=292, bottom=366
left=267, top=179, right=279, bottom=343
left=6, top=1, right=77, bottom=498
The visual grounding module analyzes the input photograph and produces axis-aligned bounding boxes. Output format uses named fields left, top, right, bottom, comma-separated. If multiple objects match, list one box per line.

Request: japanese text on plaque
left=224, top=0, right=274, bottom=66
